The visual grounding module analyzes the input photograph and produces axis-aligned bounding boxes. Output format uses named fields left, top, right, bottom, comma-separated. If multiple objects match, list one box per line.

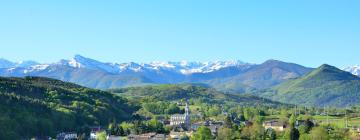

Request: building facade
left=170, top=102, right=190, bottom=128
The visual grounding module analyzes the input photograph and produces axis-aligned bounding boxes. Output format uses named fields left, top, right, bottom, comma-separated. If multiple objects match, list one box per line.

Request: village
left=54, top=101, right=360, bottom=140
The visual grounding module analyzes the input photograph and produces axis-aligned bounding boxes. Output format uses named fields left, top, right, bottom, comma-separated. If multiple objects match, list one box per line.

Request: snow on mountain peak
left=143, top=60, right=246, bottom=74
left=0, top=55, right=248, bottom=75
left=16, top=61, right=39, bottom=68
left=0, top=58, right=40, bottom=69
left=343, top=65, right=360, bottom=76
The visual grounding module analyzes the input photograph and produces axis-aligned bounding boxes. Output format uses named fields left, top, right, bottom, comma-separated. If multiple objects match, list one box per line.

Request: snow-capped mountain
left=0, top=59, right=39, bottom=69
left=39, top=55, right=248, bottom=75
left=0, top=55, right=313, bottom=91
left=343, top=65, right=360, bottom=76
left=16, top=61, right=40, bottom=68
left=143, top=60, right=245, bottom=74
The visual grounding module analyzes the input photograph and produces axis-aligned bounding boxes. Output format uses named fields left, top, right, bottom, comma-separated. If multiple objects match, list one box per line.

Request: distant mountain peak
left=318, top=64, right=335, bottom=69
left=264, top=63, right=360, bottom=107
left=261, top=59, right=289, bottom=67
left=264, top=59, right=281, bottom=63
left=303, top=64, right=359, bottom=82
left=315, top=64, right=351, bottom=74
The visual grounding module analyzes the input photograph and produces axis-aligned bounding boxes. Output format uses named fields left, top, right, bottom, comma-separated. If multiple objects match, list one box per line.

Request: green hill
left=0, top=76, right=137, bottom=139
left=258, top=64, right=360, bottom=107
left=110, top=84, right=287, bottom=107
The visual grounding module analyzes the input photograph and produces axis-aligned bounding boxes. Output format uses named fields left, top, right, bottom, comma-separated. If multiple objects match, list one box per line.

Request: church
left=170, top=102, right=190, bottom=129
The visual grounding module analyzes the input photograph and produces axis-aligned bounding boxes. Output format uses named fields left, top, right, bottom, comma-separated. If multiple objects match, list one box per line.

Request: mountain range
left=0, top=55, right=316, bottom=92
left=0, top=55, right=359, bottom=107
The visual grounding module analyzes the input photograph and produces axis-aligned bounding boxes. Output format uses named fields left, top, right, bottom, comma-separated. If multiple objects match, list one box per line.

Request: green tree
left=298, top=125, right=307, bottom=135
left=283, top=113, right=299, bottom=140
left=191, top=126, right=214, bottom=140
left=255, top=115, right=265, bottom=124
left=244, top=108, right=254, bottom=121
left=299, top=134, right=311, bottom=140
left=309, top=127, right=328, bottom=140
left=108, top=123, right=115, bottom=135
left=224, top=115, right=233, bottom=128
left=165, top=103, right=181, bottom=114
left=267, top=129, right=276, bottom=140
left=148, top=118, right=165, bottom=133
left=217, top=127, right=233, bottom=140
left=289, top=113, right=296, bottom=127
left=283, top=127, right=300, bottom=140
left=240, top=123, right=265, bottom=140
left=180, top=135, right=190, bottom=140
left=96, top=131, right=107, bottom=140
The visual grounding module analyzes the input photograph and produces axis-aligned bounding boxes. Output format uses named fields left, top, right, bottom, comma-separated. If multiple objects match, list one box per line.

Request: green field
left=307, top=115, right=360, bottom=128
left=264, top=114, right=360, bottom=129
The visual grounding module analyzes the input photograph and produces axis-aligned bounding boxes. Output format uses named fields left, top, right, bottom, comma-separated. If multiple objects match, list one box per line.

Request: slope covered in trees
left=257, top=64, right=360, bottom=107
left=0, top=76, right=137, bottom=139
left=110, top=84, right=287, bottom=107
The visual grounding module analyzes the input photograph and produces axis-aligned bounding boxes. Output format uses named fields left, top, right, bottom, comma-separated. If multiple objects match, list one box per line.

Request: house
left=263, top=120, right=286, bottom=131
left=90, top=126, right=104, bottom=140
left=242, top=121, right=253, bottom=127
left=208, top=124, right=222, bottom=136
left=169, top=131, right=192, bottom=140
left=191, top=121, right=223, bottom=136
left=107, top=135, right=122, bottom=140
left=128, top=133, right=167, bottom=140
left=190, top=122, right=202, bottom=131
left=351, top=127, right=360, bottom=135
left=56, top=132, right=77, bottom=140
left=170, top=102, right=190, bottom=129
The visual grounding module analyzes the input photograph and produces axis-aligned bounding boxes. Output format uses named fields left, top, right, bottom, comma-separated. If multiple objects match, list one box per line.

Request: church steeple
left=185, top=102, right=189, bottom=115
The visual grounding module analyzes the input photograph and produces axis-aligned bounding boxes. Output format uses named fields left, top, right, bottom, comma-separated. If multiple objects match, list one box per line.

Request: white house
left=56, top=132, right=77, bottom=140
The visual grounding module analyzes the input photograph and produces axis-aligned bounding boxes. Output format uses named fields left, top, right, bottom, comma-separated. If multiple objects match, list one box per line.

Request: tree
left=289, top=113, right=296, bottom=127
left=240, top=123, right=265, bottom=140
left=267, top=129, right=276, bottom=140
left=180, top=135, right=190, bottom=140
left=166, top=103, right=181, bottom=114
left=283, top=113, right=299, bottom=140
left=303, top=119, right=314, bottom=132
left=118, top=125, right=125, bottom=136
left=283, top=127, right=300, bottom=140
left=309, top=127, right=328, bottom=140
left=148, top=118, right=165, bottom=133
left=299, top=134, right=311, bottom=140
left=255, top=115, right=265, bottom=124
left=191, top=126, right=214, bottom=140
left=108, top=123, right=116, bottom=135
left=224, top=115, right=233, bottom=128
left=244, top=108, right=254, bottom=121
left=217, top=127, right=233, bottom=140
left=298, top=125, right=307, bottom=135
left=96, top=131, right=107, bottom=140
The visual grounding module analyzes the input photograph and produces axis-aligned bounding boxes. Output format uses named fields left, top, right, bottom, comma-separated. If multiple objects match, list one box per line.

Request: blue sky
left=0, top=0, right=359, bottom=68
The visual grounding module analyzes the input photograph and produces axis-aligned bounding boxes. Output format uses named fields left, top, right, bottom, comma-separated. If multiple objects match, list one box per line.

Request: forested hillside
left=257, top=64, right=360, bottom=107
left=0, top=77, right=137, bottom=139
left=110, top=84, right=287, bottom=107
